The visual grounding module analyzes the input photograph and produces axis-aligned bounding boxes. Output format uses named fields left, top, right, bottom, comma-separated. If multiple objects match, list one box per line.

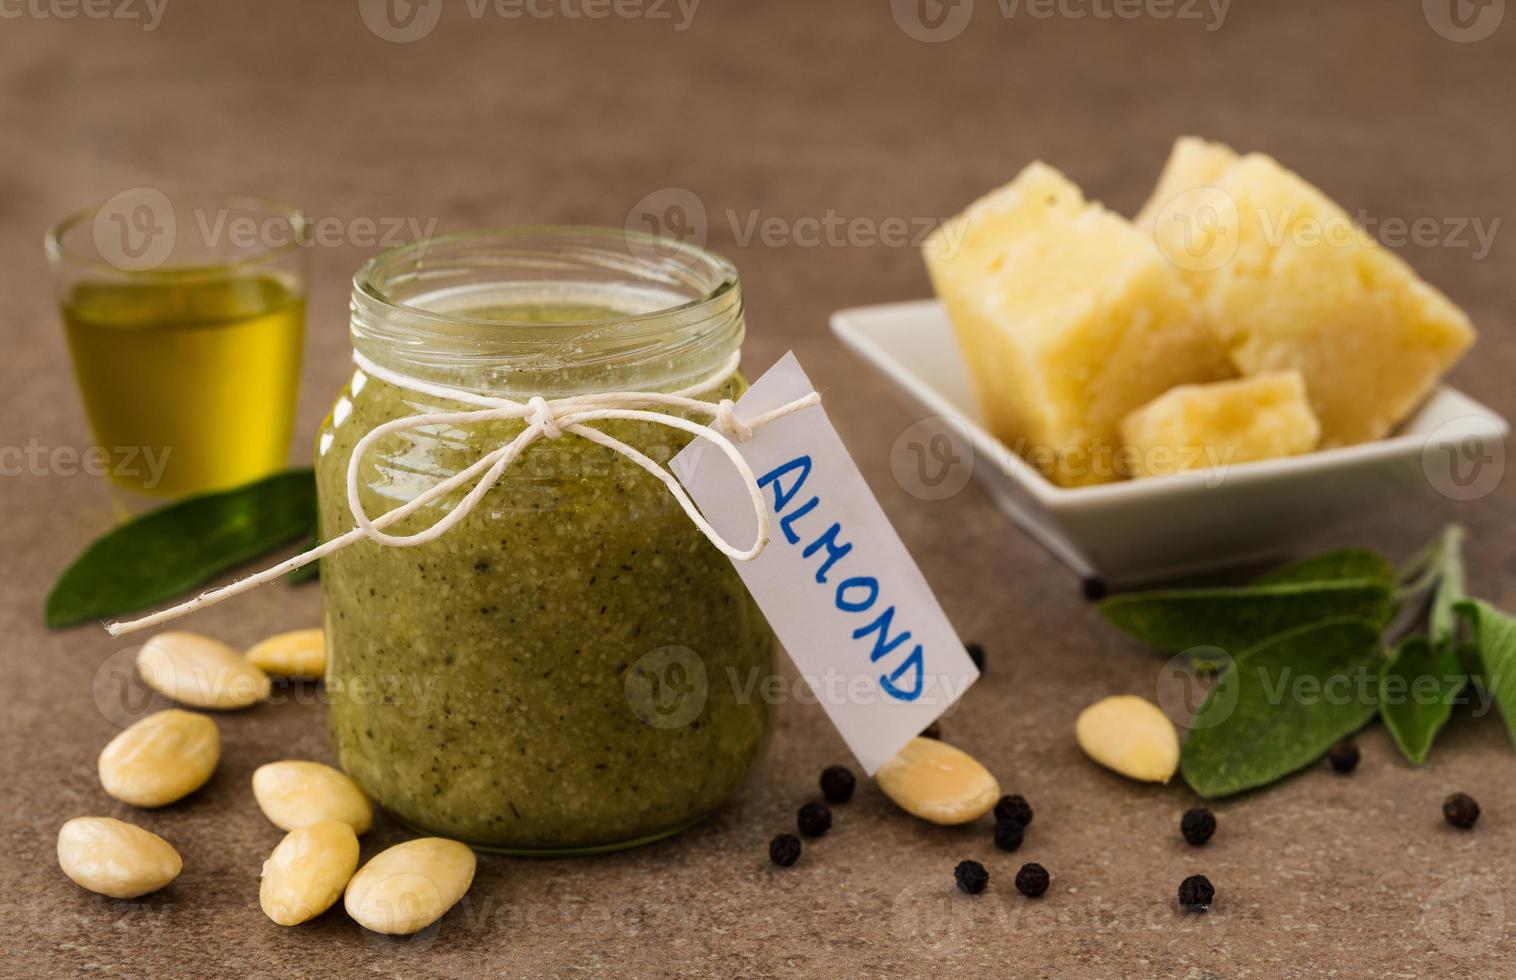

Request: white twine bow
left=105, top=350, right=820, bottom=637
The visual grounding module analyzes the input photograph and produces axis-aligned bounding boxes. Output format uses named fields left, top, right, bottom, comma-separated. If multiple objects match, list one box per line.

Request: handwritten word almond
left=260, top=820, right=360, bottom=926
left=1075, top=695, right=1180, bottom=783
left=57, top=817, right=182, bottom=899
left=876, top=736, right=1001, bottom=825
left=98, top=709, right=220, bottom=807
left=138, top=631, right=271, bottom=709
left=253, top=761, right=373, bottom=834
left=246, top=628, right=325, bottom=680
left=344, top=838, right=476, bottom=935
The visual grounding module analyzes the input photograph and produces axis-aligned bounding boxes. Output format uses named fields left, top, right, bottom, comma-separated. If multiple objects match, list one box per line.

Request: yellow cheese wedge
left=924, top=162, right=1232, bottom=487
left=1139, top=138, right=1477, bottom=446
left=1119, top=370, right=1322, bottom=478
left=1133, top=135, right=1240, bottom=238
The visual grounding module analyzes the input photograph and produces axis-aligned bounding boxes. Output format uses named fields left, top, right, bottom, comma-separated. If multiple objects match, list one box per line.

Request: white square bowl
left=831, top=300, right=1509, bottom=587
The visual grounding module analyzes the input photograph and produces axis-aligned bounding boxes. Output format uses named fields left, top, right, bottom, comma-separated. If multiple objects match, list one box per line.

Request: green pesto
left=316, top=321, right=774, bottom=853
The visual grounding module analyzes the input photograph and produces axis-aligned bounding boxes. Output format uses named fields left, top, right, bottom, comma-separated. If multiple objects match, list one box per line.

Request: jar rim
left=353, top=224, right=738, bottom=332
left=348, top=225, right=746, bottom=395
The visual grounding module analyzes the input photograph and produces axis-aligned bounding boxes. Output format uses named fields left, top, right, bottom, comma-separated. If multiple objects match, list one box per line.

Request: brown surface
left=5, top=2, right=1516, bottom=976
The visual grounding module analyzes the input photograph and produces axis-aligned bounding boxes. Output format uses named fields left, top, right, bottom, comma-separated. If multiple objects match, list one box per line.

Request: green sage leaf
left=1454, top=599, right=1516, bottom=749
left=1257, top=548, right=1395, bottom=587
left=46, top=469, right=317, bottom=628
left=1427, top=526, right=1467, bottom=653
left=1180, top=618, right=1384, bottom=798
left=1099, top=578, right=1396, bottom=663
left=1379, top=634, right=1465, bottom=765
left=285, top=531, right=321, bottom=585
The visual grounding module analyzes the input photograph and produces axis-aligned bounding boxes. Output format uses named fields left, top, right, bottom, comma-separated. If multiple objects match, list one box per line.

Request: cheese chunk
left=1119, top=370, right=1321, bottom=478
left=1134, top=136, right=1239, bottom=238
left=1139, top=138, right=1477, bottom=446
left=924, top=163, right=1232, bottom=487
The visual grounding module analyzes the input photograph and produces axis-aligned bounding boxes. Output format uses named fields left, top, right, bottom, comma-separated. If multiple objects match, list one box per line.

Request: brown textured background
left=4, top=1, right=1515, bottom=976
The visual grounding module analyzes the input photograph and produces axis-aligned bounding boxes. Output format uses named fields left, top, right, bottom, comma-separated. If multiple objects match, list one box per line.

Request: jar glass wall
left=316, top=227, right=776, bottom=854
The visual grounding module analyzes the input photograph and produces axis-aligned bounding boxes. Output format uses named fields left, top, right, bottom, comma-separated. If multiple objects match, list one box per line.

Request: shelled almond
left=137, top=631, right=271, bottom=709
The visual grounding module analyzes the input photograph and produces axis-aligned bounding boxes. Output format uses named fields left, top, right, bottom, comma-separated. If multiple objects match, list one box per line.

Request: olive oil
left=62, top=274, right=305, bottom=497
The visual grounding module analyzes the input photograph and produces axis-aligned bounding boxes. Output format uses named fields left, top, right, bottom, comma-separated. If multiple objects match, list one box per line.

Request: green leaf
left=1180, top=618, right=1384, bottom=798
left=285, top=531, right=321, bottom=585
left=1454, top=600, right=1516, bottom=749
left=1257, top=548, right=1395, bottom=587
left=1379, top=634, right=1465, bottom=765
left=46, top=469, right=317, bottom=628
left=1427, top=527, right=1467, bottom=652
left=1099, top=579, right=1396, bottom=662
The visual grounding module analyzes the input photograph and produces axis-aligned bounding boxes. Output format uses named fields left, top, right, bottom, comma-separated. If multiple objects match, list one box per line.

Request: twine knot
left=716, top=398, right=755, bottom=443
left=526, top=396, right=562, bottom=439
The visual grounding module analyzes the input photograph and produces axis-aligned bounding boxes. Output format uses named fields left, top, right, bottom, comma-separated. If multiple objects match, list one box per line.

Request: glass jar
left=316, top=227, right=776, bottom=855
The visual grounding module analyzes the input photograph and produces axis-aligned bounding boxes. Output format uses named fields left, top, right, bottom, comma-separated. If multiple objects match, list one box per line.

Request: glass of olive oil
left=46, top=192, right=308, bottom=497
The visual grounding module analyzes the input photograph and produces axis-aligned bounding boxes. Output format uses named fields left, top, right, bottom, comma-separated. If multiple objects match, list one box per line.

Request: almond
left=344, top=838, right=476, bottom=935
left=57, top=817, right=182, bottom=899
left=260, top=820, right=360, bottom=926
left=252, top=761, right=373, bottom=834
left=876, top=736, right=1001, bottom=825
left=137, top=631, right=270, bottom=709
left=98, top=709, right=220, bottom=807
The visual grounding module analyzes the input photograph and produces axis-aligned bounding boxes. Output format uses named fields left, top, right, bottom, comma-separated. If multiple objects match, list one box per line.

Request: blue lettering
left=835, top=576, right=879, bottom=613
left=759, top=455, right=934, bottom=705
left=802, top=523, right=852, bottom=584
left=852, top=605, right=911, bottom=664
left=880, top=644, right=925, bottom=702
left=756, top=455, right=812, bottom=512
left=778, top=495, right=819, bottom=545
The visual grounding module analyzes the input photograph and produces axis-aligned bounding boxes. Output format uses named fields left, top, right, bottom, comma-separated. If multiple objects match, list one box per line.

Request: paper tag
left=671, top=352, right=978, bottom=774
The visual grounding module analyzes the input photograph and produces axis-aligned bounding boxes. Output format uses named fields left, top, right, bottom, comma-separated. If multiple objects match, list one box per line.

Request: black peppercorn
left=994, top=794, right=1033, bottom=828
left=1444, top=792, right=1480, bottom=829
left=1180, top=808, right=1216, bottom=846
left=1328, top=739, right=1360, bottom=773
left=1014, top=863, right=1050, bottom=898
left=954, top=860, right=989, bottom=895
left=768, top=833, right=801, bottom=867
left=819, top=765, right=856, bottom=805
left=797, top=801, right=833, bottom=838
left=965, top=642, right=985, bottom=673
left=919, top=721, right=942, bottom=740
left=993, top=819, right=1024, bottom=852
left=1178, top=874, right=1215, bottom=911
